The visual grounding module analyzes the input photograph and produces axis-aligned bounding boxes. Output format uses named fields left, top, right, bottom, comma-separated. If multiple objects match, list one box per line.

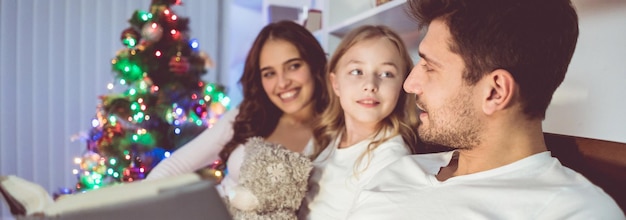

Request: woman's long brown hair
left=218, top=20, right=328, bottom=164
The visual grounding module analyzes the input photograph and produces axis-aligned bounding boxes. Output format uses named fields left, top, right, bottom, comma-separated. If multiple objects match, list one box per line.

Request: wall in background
left=545, top=0, right=626, bottom=143
left=219, top=0, right=265, bottom=107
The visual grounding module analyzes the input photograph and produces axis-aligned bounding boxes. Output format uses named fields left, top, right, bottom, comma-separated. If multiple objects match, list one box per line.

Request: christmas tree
left=66, top=0, right=229, bottom=193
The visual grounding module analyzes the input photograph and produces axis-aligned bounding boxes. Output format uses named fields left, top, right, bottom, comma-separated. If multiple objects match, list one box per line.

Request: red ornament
left=192, top=102, right=208, bottom=118
left=120, top=28, right=141, bottom=47
left=169, top=56, right=190, bottom=74
left=122, top=156, right=146, bottom=182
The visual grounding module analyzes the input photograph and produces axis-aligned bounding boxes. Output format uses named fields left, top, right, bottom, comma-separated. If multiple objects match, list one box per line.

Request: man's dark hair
left=408, top=0, right=579, bottom=119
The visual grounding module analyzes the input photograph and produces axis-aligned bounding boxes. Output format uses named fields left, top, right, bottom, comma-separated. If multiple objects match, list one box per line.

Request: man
left=346, top=0, right=624, bottom=219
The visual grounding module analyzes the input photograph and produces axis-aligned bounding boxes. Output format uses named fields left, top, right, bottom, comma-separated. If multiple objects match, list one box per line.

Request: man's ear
left=329, top=72, right=340, bottom=97
left=482, top=69, right=516, bottom=115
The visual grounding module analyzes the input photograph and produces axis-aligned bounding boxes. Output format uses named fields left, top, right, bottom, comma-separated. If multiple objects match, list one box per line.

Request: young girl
left=299, top=25, right=419, bottom=219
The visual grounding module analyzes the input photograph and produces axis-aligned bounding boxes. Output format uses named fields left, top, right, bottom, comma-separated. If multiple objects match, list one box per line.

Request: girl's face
left=330, top=37, right=406, bottom=129
left=259, top=39, right=316, bottom=116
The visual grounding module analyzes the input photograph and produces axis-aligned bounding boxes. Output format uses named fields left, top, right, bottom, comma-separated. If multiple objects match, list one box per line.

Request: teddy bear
left=227, top=137, right=313, bottom=220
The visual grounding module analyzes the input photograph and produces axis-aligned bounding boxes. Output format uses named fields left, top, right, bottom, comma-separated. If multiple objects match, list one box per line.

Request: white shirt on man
left=347, top=151, right=624, bottom=220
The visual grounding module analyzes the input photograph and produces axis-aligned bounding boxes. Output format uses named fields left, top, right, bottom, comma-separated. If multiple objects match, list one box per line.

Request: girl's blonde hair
left=312, top=25, right=420, bottom=175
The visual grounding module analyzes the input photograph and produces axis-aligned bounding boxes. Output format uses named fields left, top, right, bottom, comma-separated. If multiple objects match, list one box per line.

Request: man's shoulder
left=405, top=151, right=453, bottom=165
left=384, top=151, right=453, bottom=171
left=362, top=151, right=453, bottom=189
left=521, top=159, right=624, bottom=218
left=539, top=182, right=625, bottom=219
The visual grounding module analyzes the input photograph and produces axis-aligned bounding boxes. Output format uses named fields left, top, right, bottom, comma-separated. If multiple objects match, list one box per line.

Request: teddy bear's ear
left=243, top=137, right=275, bottom=155
left=243, top=137, right=259, bottom=152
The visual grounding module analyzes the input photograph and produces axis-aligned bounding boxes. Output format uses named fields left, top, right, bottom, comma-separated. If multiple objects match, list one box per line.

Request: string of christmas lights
left=57, top=0, right=229, bottom=195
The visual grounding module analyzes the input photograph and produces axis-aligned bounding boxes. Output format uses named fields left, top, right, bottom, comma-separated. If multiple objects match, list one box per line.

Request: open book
left=1, top=172, right=231, bottom=219
left=0, top=175, right=53, bottom=216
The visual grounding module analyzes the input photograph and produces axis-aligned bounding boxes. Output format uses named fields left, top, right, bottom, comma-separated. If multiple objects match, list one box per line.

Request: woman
left=147, top=20, right=329, bottom=199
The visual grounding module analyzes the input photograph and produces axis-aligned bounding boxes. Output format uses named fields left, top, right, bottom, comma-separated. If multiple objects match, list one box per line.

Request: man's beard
left=417, top=92, right=481, bottom=150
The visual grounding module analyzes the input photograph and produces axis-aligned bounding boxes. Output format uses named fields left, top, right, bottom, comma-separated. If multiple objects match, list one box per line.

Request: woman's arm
left=146, top=108, right=239, bottom=180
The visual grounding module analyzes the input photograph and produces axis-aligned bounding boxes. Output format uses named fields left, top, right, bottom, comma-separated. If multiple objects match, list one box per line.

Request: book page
left=43, top=173, right=201, bottom=216
left=0, top=175, right=54, bottom=216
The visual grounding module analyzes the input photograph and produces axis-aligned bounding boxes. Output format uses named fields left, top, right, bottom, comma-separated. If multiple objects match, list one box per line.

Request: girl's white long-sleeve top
left=300, top=132, right=410, bottom=220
